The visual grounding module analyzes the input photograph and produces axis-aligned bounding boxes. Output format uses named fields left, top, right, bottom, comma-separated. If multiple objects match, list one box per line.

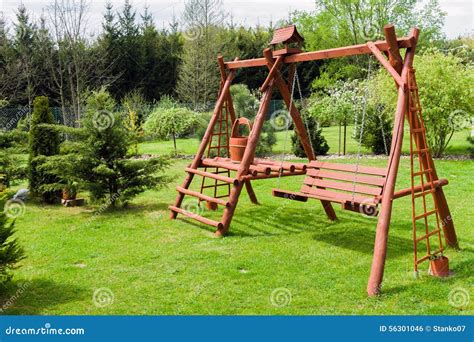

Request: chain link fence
left=0, top=100, right=287, bottom=131
left=0, top=106, right=79, bottom=130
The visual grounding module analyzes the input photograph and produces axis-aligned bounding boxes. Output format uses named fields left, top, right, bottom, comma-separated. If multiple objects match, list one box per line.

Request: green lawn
left=3, top=154, right=473, bottom=315
left=139, top=126, right=472, bottom=156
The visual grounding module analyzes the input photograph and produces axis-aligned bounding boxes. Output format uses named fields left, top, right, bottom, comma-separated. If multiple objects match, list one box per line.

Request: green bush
left=0, top=191, right=25, bottom=285
left=372, top=48, right=474, bottom=157
left=358, top=105, right=392, bottom=155
left=291, top=114, right=329, bottom=157
left=28, top=97, right=61, bottom=203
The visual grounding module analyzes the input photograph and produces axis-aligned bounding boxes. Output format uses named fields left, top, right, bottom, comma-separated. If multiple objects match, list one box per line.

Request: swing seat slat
left=272, top=160, right=387, bottom=214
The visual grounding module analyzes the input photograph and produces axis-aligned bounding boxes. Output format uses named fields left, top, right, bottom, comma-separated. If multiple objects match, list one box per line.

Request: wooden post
left=262, top=49, right=337, bottom=221
left=383, top=24, right=404, bottom=74
left=367, top=87, right=407, bottom=296
left=367, top=27, right=418, bottom=296
left=170, top=69, right=236, bottom=219
left=217, top=82, right=275, bottom=236
left=219, top=56, right=259, bottom=204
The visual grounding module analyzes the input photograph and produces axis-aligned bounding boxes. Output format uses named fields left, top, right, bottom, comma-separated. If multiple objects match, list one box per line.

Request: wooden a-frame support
left=170, top=24, right=458, bottom=296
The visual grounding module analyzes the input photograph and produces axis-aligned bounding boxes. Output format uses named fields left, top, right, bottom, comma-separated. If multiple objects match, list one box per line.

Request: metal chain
left=277, top=65, right=298, bottom=186
left=295, top=68, right=316, bottom=159
left=377, top=104, right=389, bottom=155
left=351, top=56, right=373, bottom=204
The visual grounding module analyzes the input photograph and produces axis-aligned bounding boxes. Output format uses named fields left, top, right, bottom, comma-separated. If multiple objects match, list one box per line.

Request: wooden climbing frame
left=169, top=24, right=459, bottom=296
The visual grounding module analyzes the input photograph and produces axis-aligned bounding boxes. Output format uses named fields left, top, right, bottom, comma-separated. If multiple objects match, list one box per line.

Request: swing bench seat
left=272, top=160, right=388, bottom=215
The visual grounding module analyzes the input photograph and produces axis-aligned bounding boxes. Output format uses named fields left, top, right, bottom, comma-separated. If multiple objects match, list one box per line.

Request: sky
left=0, top=0, right=473, bottom=38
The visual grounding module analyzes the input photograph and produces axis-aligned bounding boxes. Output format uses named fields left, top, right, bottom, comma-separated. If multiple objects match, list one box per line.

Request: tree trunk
left=338, top=123, right=342, bottom=156
left=343, top=119, right=347, bottom=155
left=172, top=132, right=177, bottom=155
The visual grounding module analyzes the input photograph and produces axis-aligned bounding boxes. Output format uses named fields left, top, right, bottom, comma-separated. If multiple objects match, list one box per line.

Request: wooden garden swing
left=170, top=24, right=459, bottom=296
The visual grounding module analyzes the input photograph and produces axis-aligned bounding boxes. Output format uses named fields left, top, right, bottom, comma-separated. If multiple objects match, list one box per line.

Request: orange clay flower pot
left=429, top=255, right=450, bottom=277
left=229, top=117, right=252, bottom=162
left=205, top=201, right=218, bottom=211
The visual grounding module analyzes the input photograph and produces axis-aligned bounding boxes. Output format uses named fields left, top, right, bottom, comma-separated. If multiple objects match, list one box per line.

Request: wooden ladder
left=198, top=98, right=231, bottom=206
left=407, top=68, right=444, bottom=274
left=169, top=71, right=239, bottom=231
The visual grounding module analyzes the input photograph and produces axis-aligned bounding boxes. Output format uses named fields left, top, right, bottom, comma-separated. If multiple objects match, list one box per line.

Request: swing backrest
left=301, top=161, right=388, bottom=205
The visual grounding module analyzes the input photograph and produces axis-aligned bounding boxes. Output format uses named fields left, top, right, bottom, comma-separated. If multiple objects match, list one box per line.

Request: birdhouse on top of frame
left=270, top=25, right=304, bottom=56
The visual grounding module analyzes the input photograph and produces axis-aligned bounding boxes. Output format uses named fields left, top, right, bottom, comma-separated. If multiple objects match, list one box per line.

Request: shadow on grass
left=1, top=279, right=88, bottom=315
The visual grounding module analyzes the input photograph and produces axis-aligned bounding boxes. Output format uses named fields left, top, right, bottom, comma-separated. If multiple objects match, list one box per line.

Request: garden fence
left=0, top=100, right=288, bottom=131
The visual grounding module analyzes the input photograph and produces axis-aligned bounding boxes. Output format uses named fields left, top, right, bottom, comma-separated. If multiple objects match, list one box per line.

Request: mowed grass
left=2, top=127, right=473, bottom=315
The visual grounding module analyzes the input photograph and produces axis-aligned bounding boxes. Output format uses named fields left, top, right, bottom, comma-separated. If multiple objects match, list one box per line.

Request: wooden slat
left=272, top=189, right=308, bottom=202
left=307, top=169, right=386, bottom=187
left=300, top=185, right=376, bottom=205
left=260, top=55, right=283, bottom=92
left=225, top=37, right=414, bottom=69
left=392, top=179, right=448, bottom=200
left=414, top=209, right=437, bottom=221
left=176, top=186, right=230, bottom=207
left=185, top=167, right=239, bottom=185
left=367, top=42, right=405, bottom=87
left=415, top=229, right=441, bottom=243
left=242, top=170, right=306, bottom=181
left=305, top=178, right=382, bottom=196
left=309, top=160, right=387, bottom=176
left=285, top=37, right=413, bottom=64
left=168, top=206, right=223, bottom=229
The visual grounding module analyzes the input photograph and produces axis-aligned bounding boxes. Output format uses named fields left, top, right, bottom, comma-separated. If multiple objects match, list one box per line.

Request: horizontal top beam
left=225, top=36, right=414, bottom=70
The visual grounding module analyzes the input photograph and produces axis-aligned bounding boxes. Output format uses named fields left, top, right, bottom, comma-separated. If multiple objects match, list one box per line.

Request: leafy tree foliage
left=144, top=97, right=202, bottom=154
left=372, top=48, right=473, bottom=157
left=176, top=0, right=227, bottom=109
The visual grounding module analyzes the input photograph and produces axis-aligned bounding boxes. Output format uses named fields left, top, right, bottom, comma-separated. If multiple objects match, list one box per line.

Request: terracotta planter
left=229, top=118, right=252, bottom=162
left=229, top=137, right=248, bottom=162
left=206, top=201, right=218, bottom=211
left=429, top=256, right=450, bottom=277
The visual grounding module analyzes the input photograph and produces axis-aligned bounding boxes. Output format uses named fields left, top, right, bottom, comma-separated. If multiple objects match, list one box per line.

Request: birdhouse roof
left=270, top=25, right=304, bottom=45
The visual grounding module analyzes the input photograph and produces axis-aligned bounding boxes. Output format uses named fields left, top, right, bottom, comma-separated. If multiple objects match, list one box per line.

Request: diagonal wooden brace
left=262, top=49, right=337, bottom=221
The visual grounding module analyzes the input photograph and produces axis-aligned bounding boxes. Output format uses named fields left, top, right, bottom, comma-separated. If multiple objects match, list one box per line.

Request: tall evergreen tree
left=0, top=192, right=25, bottom=285
left=113, top=0, right=142, bottom=99
left=176, top=0, right=227, bottom=110
left=12, top=5, right=38, bottom=108
left=28, top=96, right=61, bottom=203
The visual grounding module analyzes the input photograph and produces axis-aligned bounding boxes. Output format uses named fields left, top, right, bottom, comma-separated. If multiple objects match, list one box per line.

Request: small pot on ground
left=429, top=255, right=450, bottom=277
